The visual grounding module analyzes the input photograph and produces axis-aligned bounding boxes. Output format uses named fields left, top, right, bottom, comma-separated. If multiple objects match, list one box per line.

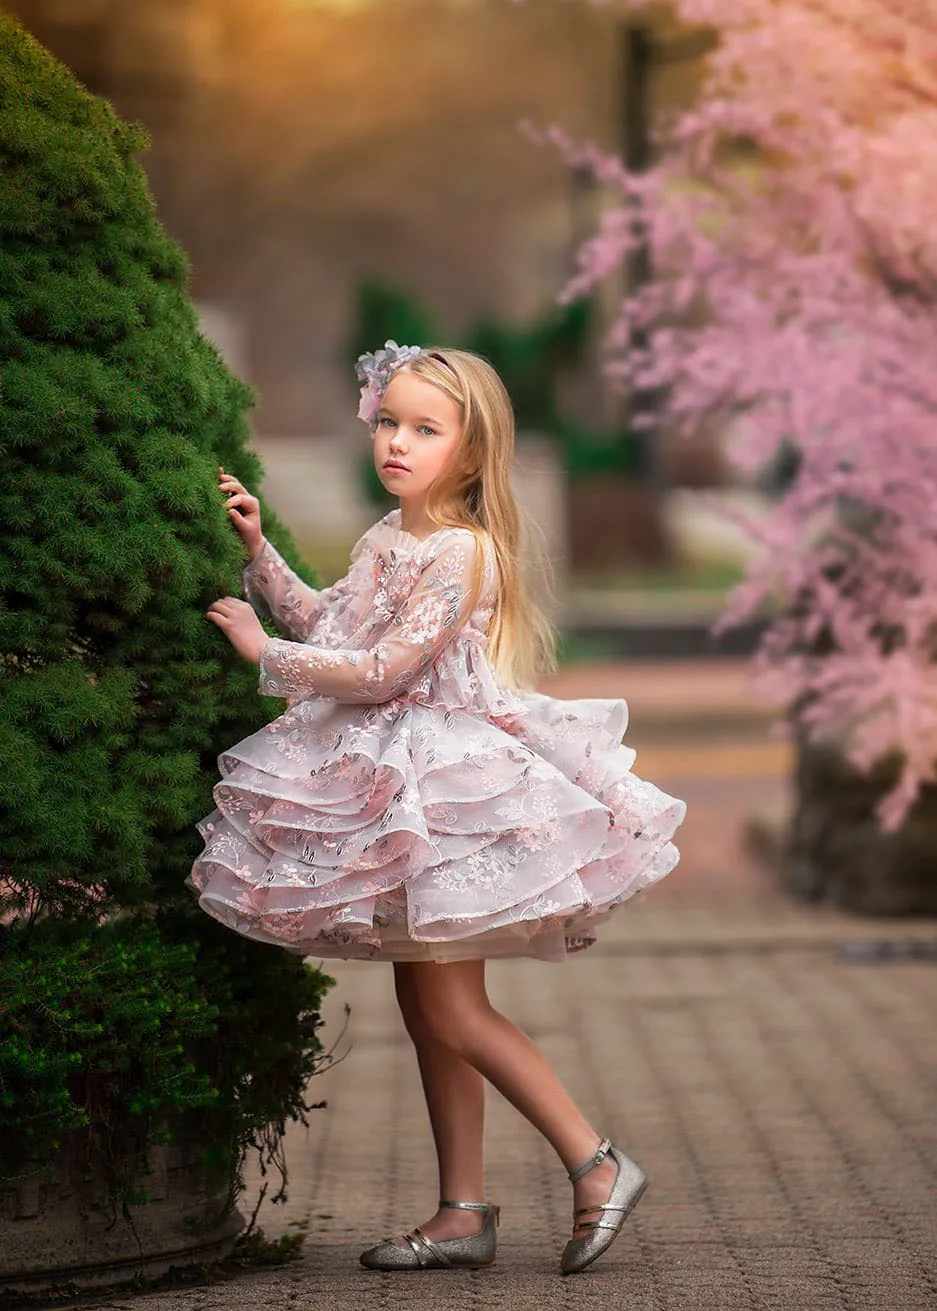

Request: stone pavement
left=135, top=661, right=937, bottom=1311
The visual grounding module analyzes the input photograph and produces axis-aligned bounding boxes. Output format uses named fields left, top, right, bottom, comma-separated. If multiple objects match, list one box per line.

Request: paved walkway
left=138, top=662, right=937, bottom=1310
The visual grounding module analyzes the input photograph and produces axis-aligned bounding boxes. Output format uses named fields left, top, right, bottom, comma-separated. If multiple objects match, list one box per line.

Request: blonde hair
left=396, top=347, right=557, bottom=691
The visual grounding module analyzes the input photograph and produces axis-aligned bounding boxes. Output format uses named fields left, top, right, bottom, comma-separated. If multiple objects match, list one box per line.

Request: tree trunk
left=781, top=736, right=937, bottom=915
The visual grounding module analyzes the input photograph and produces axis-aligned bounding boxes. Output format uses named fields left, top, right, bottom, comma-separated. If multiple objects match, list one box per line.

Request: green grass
left=554, top=631, right=628, bottom=665
left=571, top=555, right=748, bottom=594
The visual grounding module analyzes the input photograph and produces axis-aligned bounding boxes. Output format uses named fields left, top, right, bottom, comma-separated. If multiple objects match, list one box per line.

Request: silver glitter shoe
left=560, top=1137, right=648, bottom=1274
left=359, top=1198, right=500, bottom=1271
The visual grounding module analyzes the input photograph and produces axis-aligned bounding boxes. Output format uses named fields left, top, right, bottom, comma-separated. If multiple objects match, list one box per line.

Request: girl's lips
left=384, top=462, right=410, bottom=472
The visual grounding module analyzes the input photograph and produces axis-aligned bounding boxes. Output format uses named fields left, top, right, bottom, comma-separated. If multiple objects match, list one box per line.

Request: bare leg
left=408, top=958, right=618, bottom=1237
left=387, top=961, right=487, bottom=1244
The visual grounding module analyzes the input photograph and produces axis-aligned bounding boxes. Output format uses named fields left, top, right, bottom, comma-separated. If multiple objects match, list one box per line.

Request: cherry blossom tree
left=529, top=0, right=937, bottom=829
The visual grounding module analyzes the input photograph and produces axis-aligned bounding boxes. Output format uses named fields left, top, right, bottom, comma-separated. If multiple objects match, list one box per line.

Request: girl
left=188, top=342, right=686, bottom=1274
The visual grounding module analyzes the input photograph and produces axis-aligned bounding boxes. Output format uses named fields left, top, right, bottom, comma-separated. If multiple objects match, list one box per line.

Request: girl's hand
left=205, top=596, right=269, bottom=665
left=218, top=465, right=264, bottom=561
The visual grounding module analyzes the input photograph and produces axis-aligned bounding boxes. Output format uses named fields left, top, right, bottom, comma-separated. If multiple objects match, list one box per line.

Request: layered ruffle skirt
left=187, top=657, right=686, bottom=962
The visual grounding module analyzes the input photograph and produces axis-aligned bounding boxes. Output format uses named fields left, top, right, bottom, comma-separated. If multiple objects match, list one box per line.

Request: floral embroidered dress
left=186, top=509, right=687, bottom=962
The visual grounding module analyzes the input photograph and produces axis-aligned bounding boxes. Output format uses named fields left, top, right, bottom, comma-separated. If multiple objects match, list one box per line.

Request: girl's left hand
left=205, top=596, right=269, bottom=665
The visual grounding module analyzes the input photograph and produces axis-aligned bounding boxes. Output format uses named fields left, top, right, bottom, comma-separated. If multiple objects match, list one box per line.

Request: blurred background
left=6, top=6, right=936, bottom=1305
left=8, top=0, right=763, bottom=644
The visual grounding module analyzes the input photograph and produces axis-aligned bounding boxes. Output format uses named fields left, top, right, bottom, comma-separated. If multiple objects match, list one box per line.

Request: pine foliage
left=0, top=15, right=332, bottom=1209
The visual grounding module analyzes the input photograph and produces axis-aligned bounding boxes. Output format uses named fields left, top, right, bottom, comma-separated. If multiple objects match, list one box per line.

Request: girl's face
left=373, top=370, right=463, bottom=505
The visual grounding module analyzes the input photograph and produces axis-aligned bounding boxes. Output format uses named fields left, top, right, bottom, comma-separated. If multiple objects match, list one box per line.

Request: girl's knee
left=415, top=992, right=493, bottom=1054
left=421, top=1010, right=479, bottom=1055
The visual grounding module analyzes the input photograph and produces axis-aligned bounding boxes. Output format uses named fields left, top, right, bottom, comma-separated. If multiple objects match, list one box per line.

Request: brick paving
left=129, top=661, right=937, bottom=1311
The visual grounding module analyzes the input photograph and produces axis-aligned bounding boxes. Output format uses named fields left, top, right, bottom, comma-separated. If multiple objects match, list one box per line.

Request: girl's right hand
left=218, top=466, right=265, bottom=562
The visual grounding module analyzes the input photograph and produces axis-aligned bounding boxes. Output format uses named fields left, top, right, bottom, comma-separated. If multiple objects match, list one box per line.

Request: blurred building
left=10, top=0, right=721, bottom=565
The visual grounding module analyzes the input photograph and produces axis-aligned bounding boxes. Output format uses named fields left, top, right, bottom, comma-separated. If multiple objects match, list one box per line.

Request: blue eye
left=378, top=415, right=435, bottom=435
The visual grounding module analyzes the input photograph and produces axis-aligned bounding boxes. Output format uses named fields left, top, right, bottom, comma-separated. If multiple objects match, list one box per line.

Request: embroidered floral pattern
left=242, top=537, right=364, bottom=642
left=187, top=508, right=687, bottom=962
left=255, top=531, right=482, bottom=703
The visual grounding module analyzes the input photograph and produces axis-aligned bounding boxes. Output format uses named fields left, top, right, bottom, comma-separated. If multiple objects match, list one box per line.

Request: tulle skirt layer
left=186, top=687, right=686, bottom=963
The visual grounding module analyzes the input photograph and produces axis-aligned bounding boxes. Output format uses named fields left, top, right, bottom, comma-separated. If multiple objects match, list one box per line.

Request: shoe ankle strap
left=439, top=1199, right=493, bottom=1211
left=567, top=1137, right=612, bottom=1183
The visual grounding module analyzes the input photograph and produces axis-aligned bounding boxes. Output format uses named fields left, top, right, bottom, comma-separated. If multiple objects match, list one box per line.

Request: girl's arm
left=256, top=533, right=481, bottom=703
left=242, top=537, right=349, bottom=643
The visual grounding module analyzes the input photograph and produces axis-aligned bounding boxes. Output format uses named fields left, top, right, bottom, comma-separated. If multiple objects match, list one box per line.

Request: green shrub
left=557, top=419, right=643, bottom=479
left=0, top=912, right=333, bottom=1217
left=0, top=15, right=333, bottom=1218
left=347, top=279, right=437, bottom=366
left=464, top=299, right=591, bottom=432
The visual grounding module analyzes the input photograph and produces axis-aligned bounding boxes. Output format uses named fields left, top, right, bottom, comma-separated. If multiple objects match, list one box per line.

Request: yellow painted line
left=632, top=740, right=792, bottom=778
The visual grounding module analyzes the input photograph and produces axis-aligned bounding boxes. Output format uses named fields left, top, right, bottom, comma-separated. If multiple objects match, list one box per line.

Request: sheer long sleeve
left=257, top=532, right=482, bottom=704
left=242, top=537, right=332, bottom=642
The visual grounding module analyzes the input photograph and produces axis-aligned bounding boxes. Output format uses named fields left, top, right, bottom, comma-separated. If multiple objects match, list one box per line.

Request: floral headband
left=355, top=340, right=455, bottom=428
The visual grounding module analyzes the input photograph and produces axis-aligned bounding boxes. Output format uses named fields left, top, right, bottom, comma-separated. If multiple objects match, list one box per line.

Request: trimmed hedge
left=0, top=15, right=333, bottom=1217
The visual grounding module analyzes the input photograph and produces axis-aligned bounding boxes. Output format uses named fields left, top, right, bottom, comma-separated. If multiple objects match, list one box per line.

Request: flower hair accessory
left=355, top=339, right=424, bottom=427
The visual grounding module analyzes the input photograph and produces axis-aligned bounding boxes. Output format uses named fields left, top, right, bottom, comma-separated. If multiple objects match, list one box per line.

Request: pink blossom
left=357, top=379, right=382, bottom=425
left=531, top=0, right=937, bottom=829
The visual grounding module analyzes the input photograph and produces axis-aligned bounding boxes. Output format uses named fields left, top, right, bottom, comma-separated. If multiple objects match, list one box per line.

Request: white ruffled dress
left=186, top=510, right=687, bottom=962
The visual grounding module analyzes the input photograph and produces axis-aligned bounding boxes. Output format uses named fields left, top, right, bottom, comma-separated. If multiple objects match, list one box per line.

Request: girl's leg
left=408, top=958, right=618, bottom=1237
left=388, top=961, right=487, bottom=1243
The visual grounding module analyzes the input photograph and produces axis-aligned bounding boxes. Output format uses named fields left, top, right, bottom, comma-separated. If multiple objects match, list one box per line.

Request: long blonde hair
left=396, top=348, right=557, bottom=690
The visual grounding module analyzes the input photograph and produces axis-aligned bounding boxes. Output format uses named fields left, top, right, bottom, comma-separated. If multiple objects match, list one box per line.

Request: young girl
left=187, top=342, right=686, bottom=1275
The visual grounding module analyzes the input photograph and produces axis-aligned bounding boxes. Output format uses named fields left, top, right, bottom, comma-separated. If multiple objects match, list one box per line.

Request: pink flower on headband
left=355, top=339, right=424, bottom=427
left=357, top=377, right=383, bottom=425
